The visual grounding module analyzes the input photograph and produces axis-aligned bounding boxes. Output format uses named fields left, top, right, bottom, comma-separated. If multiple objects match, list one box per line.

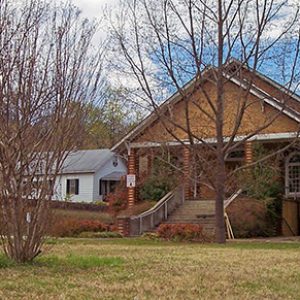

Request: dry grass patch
left=52, top=209, right=113, bottom=223
left=0, top=239, right=299, bottom=299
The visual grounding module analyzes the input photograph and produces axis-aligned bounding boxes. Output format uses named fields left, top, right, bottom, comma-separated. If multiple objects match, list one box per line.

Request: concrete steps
left=165, top=200, right=216, bottom=236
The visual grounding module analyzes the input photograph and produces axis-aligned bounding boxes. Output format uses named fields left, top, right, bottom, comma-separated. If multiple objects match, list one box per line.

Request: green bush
left=139, top=176, right=172, bottom=201
left=139, top=154, right=178, bottom=201
left=238, top=143, right=283, bottom=200
left=234, top=143, right=283, bottom=237
left=92, top=201, right=108, bottom=207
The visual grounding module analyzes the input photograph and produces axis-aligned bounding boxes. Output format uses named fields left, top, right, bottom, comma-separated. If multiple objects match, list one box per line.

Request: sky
left=72, top=0, right=119, bottom=22
left=69, top=0, right=300, bottom=96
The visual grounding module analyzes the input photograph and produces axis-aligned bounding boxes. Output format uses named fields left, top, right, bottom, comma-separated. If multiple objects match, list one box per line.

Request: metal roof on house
left=60, top=149, right=114, bottom=174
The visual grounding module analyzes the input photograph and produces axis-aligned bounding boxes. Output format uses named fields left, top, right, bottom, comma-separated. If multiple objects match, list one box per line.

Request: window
left=48, top=179, right=54, bottom=196
left=99, top=180, right=117, bottom=198
left=99, top=180, right=109, bottom=196
left=285, top=152, right=300, bottom=196
left=225, top=149, right=245, bottom=162
left=66, top=179, right=79, bottom=195
left=99, top=179, right=104, bottom=195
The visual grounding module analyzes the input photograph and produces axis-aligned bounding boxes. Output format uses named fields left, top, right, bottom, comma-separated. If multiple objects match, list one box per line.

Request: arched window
left=285, top=152, right=300, bottom=197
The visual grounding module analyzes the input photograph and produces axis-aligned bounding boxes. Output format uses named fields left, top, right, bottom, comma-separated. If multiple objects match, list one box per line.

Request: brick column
left=244, top=141, right=253, bottom=165
left=183, top=146, right=192, bottom=199
left=127, top=148, right=137, bottom=208
left=117, top=217, right=130, bottom=236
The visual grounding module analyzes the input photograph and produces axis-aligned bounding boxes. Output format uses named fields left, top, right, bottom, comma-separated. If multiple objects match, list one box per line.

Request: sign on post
left=126, top=174, right=136, bottom=188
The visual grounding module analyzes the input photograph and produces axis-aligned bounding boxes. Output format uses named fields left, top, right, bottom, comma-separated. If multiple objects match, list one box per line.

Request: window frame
left=285, top=152, right=300, bottom=197
left=66, top=178, right=79, bottom=195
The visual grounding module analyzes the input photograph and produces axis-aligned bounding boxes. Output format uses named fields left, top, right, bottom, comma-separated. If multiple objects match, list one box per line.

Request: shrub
left=106, top=182, right=127, bottom=214
left=234, top=144, right=283, bottom=237
left=227, top=197, right=279, bottom=238
left=237, top=143, right=283, bottom=200
left=49, top=219, right=110, bottom=237
left=93, top=201, right=109, bottom=207
left=157, top=224, right=205, bottom=242
left=139, top=174, right=177, bottom=201
left=141, top=232, right=160, bottom=240
left=139, top=154, right=179, bottom=201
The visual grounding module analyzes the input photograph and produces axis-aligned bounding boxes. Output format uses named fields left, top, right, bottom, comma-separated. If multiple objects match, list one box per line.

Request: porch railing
left=129, top=185, right=184, bottom=236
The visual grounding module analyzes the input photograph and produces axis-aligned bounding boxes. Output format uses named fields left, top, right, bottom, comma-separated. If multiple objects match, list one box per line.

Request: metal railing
left=129, top=185, right=184, bottom=236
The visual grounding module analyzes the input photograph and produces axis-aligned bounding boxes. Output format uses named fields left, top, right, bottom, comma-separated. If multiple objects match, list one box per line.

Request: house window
left=225, top=148, right=245, bottom=162
left=48, top=179, right=54, bottom=196
left=99, top=180, right=117, bottom=198
left=285, top=152, right=300, bottom=197
left=66, top=179, right=79, bottom=195
left=99, top=179, right=103, bottom=195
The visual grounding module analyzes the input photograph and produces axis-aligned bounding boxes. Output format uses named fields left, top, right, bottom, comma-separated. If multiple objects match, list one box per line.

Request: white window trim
left=285, top=151, right=300, bottom=198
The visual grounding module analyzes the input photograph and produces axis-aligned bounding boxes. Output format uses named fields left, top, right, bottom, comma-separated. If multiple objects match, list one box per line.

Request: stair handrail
left=224, top=189, right=242, bottom=209
left=131, top=189, right=177, bottom=220
left=129, top=186, right=184, bottom=235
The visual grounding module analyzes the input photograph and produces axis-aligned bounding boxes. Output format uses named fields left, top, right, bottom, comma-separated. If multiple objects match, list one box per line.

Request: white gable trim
left=129, top=132, right=299, bottom=148
left=227, top=76, right=300, bottom=123
left=111, top=65, right=300, bottom=152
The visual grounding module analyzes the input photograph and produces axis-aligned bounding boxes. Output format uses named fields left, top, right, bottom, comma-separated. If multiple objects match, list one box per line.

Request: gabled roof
left=111, top=60, right=300, bottom=152
left=60, top=149, right=114, bottom=174
left=111, top=75, right=203, bottom=152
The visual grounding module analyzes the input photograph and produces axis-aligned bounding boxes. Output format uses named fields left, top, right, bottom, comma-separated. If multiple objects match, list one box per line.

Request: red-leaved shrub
left=157, top=224, right=205, bottom=241
left=49, top=219, right=110, bottom=237
left=106, top=182, right=127, bottom=215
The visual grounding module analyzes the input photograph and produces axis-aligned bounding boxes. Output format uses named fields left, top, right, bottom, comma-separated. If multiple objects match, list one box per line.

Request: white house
left=52, top=149, right=127, bottom=203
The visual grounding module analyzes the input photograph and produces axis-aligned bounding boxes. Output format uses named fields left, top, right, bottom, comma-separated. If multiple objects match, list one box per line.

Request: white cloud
left=71, top=0, right=119, bottom=21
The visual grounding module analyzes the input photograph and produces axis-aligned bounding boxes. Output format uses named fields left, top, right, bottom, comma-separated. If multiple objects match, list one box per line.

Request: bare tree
left=0, top=0, right=104, bottom=262
left=110, top=0, right=300, bottom=242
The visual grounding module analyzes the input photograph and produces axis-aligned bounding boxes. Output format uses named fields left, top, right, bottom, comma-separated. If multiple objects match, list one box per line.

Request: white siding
left=52, top=173, right=95, bottom=203
left=51, top=156, right=127, bottom=203
left=93, top=156, right=127, bottom=201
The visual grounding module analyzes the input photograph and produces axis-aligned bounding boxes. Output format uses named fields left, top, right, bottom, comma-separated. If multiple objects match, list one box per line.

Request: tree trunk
left=215, top=155, right=226, bottom=243
left=215, top=0, right=226, bottom=243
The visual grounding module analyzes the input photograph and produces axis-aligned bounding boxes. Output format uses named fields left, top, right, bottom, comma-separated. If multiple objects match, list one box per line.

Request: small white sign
left=26, top=212, right=31, bottom=223
left=126, top=174, right=136, bottom=188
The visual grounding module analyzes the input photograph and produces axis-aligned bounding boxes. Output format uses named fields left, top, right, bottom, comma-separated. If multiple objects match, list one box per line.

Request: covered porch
left=123, top=132, right=300, bottom=236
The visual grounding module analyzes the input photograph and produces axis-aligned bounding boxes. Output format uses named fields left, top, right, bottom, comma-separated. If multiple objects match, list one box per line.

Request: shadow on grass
left=44, top=237, right=300, bottom=250
left=0, top=253, right=124, bottom=270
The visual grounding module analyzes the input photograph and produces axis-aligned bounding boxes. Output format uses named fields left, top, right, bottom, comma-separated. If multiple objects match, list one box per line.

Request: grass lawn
left=0, top=238, right=300, bottom=299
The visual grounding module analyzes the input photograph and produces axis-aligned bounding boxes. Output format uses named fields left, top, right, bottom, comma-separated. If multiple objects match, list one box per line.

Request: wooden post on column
left=147, top=151, right=153, bottom=176
left=183, top=146, right=192, bottom=199
left=135, top=152, right=139, bottom=201
left=245, top=141, right=253, bottom=165
left=127, top=148, right=136, bottom=209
